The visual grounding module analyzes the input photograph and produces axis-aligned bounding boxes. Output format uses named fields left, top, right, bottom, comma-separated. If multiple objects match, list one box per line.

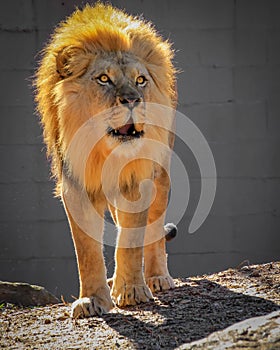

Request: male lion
left=35, top=3, right=177, bottom=318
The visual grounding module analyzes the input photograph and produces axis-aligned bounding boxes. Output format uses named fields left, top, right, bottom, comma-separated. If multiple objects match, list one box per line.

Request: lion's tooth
left=132, top=130, right=136, bottom=135
left=114, top=130, right=118, bottom=134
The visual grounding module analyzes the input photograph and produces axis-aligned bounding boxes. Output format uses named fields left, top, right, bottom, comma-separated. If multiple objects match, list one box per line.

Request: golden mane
left=35, top=3, right=176, bottom=187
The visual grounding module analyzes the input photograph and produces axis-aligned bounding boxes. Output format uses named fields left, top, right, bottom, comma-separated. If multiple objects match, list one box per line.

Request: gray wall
left=1, top=0, right=279, bottom=299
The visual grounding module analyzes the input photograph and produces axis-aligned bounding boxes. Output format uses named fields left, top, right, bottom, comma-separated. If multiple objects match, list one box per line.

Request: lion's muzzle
left=109, top=87, right=145, bottom=141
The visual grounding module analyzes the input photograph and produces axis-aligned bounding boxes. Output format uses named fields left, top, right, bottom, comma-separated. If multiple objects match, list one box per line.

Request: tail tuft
left=164, top=223, right=177, bottom=242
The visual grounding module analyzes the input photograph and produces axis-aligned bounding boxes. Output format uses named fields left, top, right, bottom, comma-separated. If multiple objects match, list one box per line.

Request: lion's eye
left=97, top=74, right=111, bottom=85
left=136, top=75, right=147, bottom=87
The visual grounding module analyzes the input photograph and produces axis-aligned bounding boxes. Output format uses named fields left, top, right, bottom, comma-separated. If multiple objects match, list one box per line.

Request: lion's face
left=56, top=49, right=172, bottom=157
left=56, top=51, right=152, bottom=150
left=86, top=52, right=149, bottom=143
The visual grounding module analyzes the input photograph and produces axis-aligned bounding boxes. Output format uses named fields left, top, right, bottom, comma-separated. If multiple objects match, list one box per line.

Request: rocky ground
left=1, top=261, right=279, bottom=349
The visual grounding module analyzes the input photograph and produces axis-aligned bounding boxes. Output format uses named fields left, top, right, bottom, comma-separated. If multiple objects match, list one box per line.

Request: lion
left=34, top=3, right=177, bottom=318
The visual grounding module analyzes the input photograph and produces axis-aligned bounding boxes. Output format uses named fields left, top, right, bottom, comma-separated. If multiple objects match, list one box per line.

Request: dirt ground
left=1, top=262, right=279, bottom=349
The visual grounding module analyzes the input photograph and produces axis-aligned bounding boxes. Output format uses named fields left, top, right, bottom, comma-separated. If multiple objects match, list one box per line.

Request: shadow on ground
left=98, top=279, right=279, bottom=349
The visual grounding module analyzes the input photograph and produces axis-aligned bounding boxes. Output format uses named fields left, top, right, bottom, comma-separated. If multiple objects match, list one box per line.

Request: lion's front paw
left=146, top=275, right=175, bottom=293
left=71, top=293, right=114, bottom=319
left=111, top=282, right=154, bottom=307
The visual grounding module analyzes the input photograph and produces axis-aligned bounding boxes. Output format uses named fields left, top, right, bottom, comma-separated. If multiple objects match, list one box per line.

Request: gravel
left=1, top=262, right=279, bottom=349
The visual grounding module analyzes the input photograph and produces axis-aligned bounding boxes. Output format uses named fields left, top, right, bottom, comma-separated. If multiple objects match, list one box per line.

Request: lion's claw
left=111, top=283, right=154, bottom=307
left=146, top=275, right=175, bottom=293
left=71, top=295, right=114, bottom=319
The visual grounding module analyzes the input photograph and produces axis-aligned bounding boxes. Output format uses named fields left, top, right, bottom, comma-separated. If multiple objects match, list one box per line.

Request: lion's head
left=35, top=3, right=177, bottom=194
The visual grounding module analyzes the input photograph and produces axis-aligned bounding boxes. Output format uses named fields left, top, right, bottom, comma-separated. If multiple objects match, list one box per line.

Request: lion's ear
left=56, top=46, right=90, bottom=79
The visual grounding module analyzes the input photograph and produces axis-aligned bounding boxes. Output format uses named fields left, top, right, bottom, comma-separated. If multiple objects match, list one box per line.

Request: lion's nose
left=118, top=96, right=141, bottom=110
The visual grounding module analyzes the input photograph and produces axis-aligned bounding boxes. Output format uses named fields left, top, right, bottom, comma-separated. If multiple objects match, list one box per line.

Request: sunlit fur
left=34, top=3, right=177, bottom=315
left=35, top=3, right=176, bottom=194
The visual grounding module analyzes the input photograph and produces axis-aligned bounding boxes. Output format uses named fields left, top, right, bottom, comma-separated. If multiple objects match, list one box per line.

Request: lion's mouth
left=107, top=118, right=144, bottom=141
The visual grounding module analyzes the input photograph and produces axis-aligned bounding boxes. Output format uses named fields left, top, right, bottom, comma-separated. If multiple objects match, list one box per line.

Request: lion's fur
left=35, top=3, right=176, bottom=193
left=34, top=3, right=177, bottom=316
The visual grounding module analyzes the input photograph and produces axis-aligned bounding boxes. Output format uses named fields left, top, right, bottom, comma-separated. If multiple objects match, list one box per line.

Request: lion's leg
left=144, top=170, right=176, bottom=293
left=62, top=183, right=114, bottom=318
left=111, top=207, right=153, bottom=307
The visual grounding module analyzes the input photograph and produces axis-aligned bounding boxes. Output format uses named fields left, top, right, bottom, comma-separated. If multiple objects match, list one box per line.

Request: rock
left=0, top=281, right=59, bottom=306
left=178, top=310, right=280, bottom=350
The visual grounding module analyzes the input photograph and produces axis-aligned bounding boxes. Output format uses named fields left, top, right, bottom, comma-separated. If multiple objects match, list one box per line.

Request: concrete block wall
left=0, top=0, right=279, bottom=299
